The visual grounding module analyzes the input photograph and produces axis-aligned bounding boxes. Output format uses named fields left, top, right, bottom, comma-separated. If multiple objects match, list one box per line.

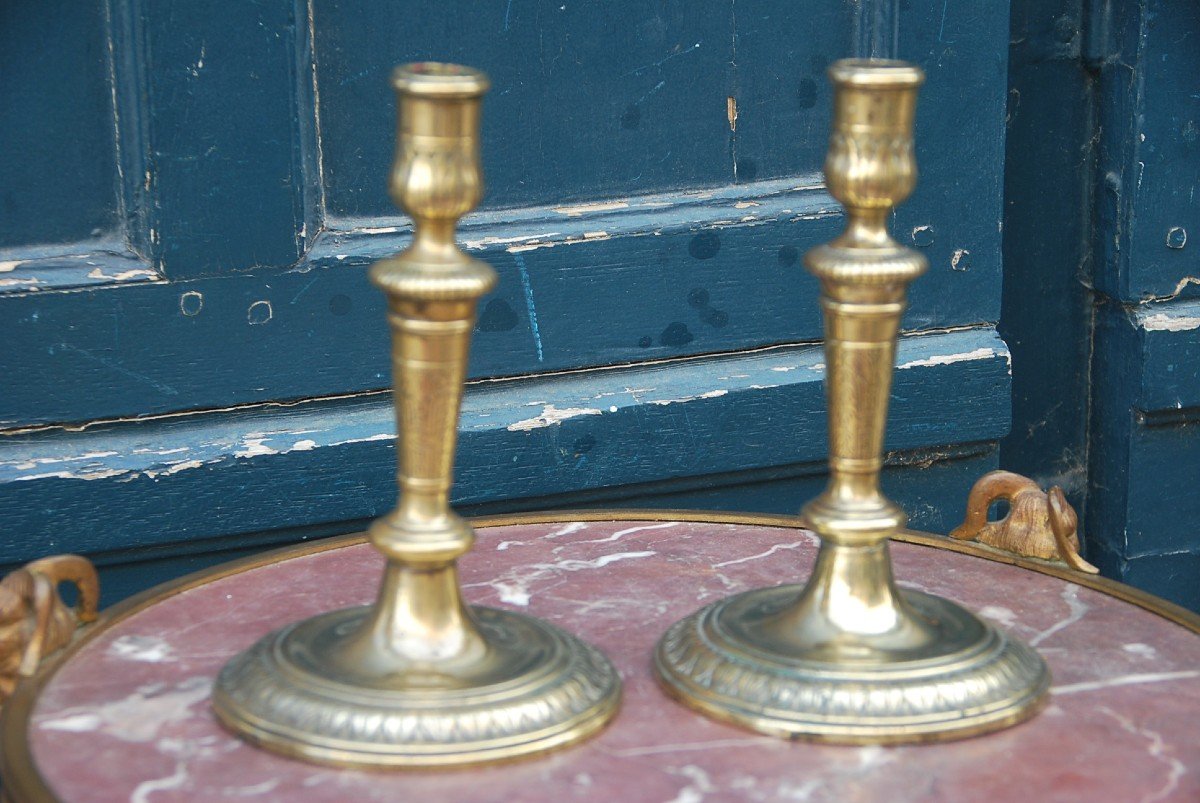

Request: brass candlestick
left=213, top=63, right=620, bottom=768
left=654, top=60, right=1049, bottom=743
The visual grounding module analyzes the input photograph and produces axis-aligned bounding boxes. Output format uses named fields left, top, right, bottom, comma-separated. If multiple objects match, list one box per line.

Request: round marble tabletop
left=3, top=512, right=1199, bottom=802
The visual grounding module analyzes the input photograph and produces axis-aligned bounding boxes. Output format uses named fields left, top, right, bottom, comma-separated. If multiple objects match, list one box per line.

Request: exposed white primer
left=553, top=200, right=629, bottom=217
left=507, top=404, right=603, bottom=431
left=897, top=347, right=996, bottom=369
left=147, top=460, right=205, bottom=478
left=86, top=267, right=156, bottom=282
left=462, top=232, right=560, bottom=251
left=1141, top=312, right=1200, bottom=332
left=648, top=389, right=728, bottom=406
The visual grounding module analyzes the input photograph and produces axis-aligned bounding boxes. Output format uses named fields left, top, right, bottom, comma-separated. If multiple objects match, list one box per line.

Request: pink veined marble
left=21, top=520, right=1200, bottom=803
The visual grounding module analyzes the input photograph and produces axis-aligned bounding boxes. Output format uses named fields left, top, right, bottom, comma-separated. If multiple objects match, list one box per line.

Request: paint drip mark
left=513, top=253, right=544, bottom=362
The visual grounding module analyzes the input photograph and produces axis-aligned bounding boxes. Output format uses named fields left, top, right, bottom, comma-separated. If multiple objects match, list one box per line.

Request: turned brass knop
left=213, top=63, right=620, bottom=769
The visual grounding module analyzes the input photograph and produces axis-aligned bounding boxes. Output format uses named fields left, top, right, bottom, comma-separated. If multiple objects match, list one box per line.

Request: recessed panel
left=312, top=0, right=853, bottom=217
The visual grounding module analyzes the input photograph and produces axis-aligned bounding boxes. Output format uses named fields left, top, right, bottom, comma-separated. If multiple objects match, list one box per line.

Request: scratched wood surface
left=0, top=1, right=1023, bottom=604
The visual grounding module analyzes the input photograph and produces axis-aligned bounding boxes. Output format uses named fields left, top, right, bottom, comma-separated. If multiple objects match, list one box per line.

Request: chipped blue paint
left=0, top=1, right=1020, bottom=606
left=0, top=327, right=1010, bottom=569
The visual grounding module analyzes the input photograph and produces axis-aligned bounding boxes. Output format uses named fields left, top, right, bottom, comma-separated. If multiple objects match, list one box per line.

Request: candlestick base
left=214, top=605, right=620, bottom=768
left=655, top=584, right=1048, bottom=744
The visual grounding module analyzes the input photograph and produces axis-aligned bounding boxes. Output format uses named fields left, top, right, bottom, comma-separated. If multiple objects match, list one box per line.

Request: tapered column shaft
left=357, top=64, right=497, bottom=671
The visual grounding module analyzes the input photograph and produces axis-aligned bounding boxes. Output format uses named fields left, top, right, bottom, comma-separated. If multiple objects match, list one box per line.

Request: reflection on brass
left=0, top=555, right=98, bottom=706
left=655, top=59, right=1050, bottom=743
left=952, top=470, right=1099, bottom=574
left=212, top=63, right=620, bottom=769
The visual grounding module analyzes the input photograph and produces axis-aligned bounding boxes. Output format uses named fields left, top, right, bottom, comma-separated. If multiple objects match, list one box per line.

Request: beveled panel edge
left=3, top=509, right=1197, bottom=802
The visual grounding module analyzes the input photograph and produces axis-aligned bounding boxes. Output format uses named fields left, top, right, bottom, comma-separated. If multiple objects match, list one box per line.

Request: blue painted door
left=1003, top=0, right=1200, bottom=611
left=2, top=1, right=1017, bottom=602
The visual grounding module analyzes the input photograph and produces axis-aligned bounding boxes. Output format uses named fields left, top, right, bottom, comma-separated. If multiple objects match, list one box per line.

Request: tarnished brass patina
left=655, top=60, right=1050, bottom=743
left=0, top=555, right=98, bottom=707
left=952, top=470, right=1099, bottom=573
left=213, top=63, right=620, bottom=768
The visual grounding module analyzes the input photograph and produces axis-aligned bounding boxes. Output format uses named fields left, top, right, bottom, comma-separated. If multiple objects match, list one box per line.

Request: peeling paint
left=507, top=405, right=604, bottom=431
left=1142, top=313, right=1200, bottom=332
left=462, top=232, right=561, bottom=251
left=87, top=267, right=157, bottom=282
left=354, top=225, right=403, bottom=235
left=552, top=200, right=629, bottom=217
left=898, top=348, right=996, bottom=369
left=1167, top=276, right=1200, bottom=298
left=0, top=277, right=41, bottom=288
left=648, top=389, right=728, bottom=406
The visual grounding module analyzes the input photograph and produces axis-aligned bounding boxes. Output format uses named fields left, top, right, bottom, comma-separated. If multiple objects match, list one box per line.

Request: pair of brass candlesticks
left=213, top=60, right=1049, bottom=768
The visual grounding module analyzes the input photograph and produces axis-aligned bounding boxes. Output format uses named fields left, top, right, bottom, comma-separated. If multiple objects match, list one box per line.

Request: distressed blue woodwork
left=1, top=0, right=1010, bottom=430
left=0, top=327, right=1010, bottom=568
left=0, top=1, right=1024, bottom=606
left=999, top=0, right=1094, bottom=513
left=1087, top=296, right=1200, bottom=610
left=1, top=179, right=1001, bottom=429
left=1080, top=0, right=1200, bottom=611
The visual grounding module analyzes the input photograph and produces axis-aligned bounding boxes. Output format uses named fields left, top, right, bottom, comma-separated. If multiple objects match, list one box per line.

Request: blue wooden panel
left=2, top=180, right=1000, bottom=428
left=1118, top=551, right=1200, bottom=613
left=1116, top=0, right=1200, bottom=301
left=1094, top=0, right=1200, bottom=301
left=0, top=0, right=1013, bottom=429
left=0, top=326, right=1010, bottom=565
left=140, top=0, right=307, bottom=279
left=313, top=0, right=851, bottom=216
left=1085, top=296, right=1200, bottom=611
left=1133, top=299, right=1200, bottom=411
left=998, top=0, right=1094, bottom=510
left=0, top=1, right=120, bottom=248
left=1124, top=414, right=1200, bottom=556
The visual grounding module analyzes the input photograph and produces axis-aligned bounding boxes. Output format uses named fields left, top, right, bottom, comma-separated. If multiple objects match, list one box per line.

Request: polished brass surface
left=211, top=63, right=620, bottom=768
left=952, top=470, right=1099, bottom=573
left=0, top=555, right=98, bottom=707
left=654, top=59, right=1051, bottom=743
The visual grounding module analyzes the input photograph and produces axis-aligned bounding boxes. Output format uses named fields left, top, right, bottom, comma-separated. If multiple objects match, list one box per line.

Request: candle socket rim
left=828, top=59, right=925, bottom=88
left=392, top=62, right=490, bottom=97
